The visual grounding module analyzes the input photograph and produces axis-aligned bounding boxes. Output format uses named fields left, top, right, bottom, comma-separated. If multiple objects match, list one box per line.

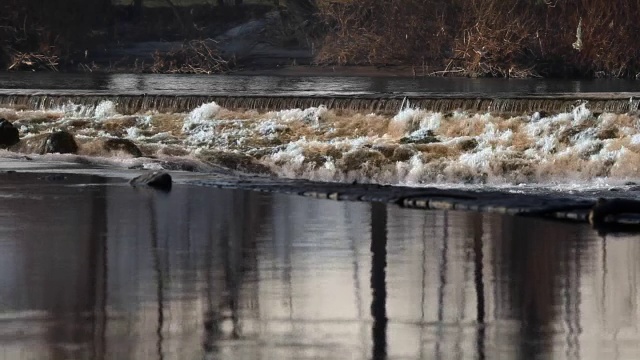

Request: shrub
left=315, top=0, right=640, bottom=78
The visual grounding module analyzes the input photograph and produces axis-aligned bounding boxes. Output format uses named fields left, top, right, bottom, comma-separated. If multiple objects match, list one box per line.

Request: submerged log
left=588, top=198, right=640, bottom=225
left=129, top=171, right=172, bottom=191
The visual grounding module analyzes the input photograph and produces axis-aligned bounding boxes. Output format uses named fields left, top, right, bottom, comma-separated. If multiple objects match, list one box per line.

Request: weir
left=2, top=92, right=640, bottom=114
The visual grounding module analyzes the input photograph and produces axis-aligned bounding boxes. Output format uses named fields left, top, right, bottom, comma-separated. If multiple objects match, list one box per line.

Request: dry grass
left=316, top=0, right=454, bottom=67
left=315, top=0, right=640, bottom=78
left=4, top=0, right=640, bottom=77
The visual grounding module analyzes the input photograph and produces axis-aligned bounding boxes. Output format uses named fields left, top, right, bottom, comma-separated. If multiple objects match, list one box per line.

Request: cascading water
left=2, top=97, right=640, bottom=192
left=2, top=93, right=640, bottom=115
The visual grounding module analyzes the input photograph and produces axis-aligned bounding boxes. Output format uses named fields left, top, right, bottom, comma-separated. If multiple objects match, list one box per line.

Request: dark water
left=1, top=173, right=639, bottom=359
left=1, top=72, right=640, bottom=96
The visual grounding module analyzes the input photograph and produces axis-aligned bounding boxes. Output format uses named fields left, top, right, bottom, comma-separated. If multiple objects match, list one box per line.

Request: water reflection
left=1, top=175, right=640, bottom=359
left=2, top=72, right=640, bottom=96
left=370, top=202, right=388, bottom=360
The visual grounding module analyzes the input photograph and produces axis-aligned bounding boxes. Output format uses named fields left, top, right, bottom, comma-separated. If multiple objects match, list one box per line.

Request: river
left=1, top=73, right=640, bottom=359
left=2, top=72, right=640, bottom=94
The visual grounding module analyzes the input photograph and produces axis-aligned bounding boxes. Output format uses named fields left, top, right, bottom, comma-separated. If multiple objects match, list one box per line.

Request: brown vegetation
left=0, top=0, right=275, bottom=72
left=315, top=0, right=640, bottom=78
left=2, top=0, right=640, bottom=77
left=0, top=0, right=112, bottom=70
left=150, top=40, right=231, bottom=74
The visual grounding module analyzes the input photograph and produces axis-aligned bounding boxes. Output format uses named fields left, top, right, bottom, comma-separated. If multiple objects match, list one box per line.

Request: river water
left=2, top=74, right=640, bottom=359
left=0, top=173, right=638, bottom=360
left=1, top=72, right=640, bottom=96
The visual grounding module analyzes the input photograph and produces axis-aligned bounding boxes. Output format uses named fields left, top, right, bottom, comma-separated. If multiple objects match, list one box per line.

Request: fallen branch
left=7, top=51, right=59, bottom=71
left=150, top=40, right=231, bottom=74
left=428, top=68, right=465, bottom=76
left=589, top=198, right=640, bottom=225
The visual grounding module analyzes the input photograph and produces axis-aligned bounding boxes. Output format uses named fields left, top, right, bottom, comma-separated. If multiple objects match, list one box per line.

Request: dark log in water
left=2, top=92, right=640, bottom=114
left=186, top=176, right=640, bottom=234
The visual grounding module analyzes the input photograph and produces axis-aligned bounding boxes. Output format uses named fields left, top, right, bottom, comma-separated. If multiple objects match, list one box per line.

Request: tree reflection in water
left=370, top=202, right=388, bottom=360
left=0, top=175, right=639, bottom=359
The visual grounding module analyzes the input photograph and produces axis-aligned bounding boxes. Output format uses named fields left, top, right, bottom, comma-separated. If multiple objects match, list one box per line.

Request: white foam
left=58, top=100, right=119, bottom=119
left=389, top=108, right=439, bottom=134
left=148, top=132, right=172, bottom=141
left=572, top=138, right=602, bottom=157
left=185, top=126, right=215, bottom=146
left=458, top=147, right=491, bottom=171
left=256, top=119, right=289, bottom=137
left=406, top=128, right=433, bottom=140
left=571, top=102, right=592, bottom=124
left=405, top=154, right=427, bottom=184
left=59, top=102, right=90, bottom=117
left=137, top=115, right=153, bottom=127
left=268, top=105, right=328, bottom=127
left=125, top=127, right=142, bottom=139
left=182, top=102, right=222, bottom=146
left=12, top=101, right=640, bottom=190
left=94, top=100, right=118, bottom=119
left=183, top=102, right=221, bottom=132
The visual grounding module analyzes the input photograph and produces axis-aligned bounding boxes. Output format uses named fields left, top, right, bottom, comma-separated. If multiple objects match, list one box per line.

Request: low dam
left=2, top=73, right=640, bottom=114
left=2, top=91, right=640, bottom=114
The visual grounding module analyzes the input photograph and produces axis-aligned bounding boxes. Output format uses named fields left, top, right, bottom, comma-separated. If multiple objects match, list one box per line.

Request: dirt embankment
left=2, top=0, right=640, bottom=78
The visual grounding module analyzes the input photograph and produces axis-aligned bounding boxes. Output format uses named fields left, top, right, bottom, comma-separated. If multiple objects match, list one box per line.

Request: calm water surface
left=0, top=174, right=639, bottom=359
left=1, top=72, right=640, bottom=96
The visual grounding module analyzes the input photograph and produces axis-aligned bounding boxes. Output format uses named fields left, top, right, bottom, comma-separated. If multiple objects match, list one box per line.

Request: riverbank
left=4, top=1, right=640, bottom=78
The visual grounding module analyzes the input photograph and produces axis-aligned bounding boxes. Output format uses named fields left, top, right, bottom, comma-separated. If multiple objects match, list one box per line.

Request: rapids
left=1, top=99, right=639, bottom=191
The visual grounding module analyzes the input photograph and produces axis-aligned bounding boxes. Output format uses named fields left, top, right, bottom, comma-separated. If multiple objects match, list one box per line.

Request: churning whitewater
left=1, top=99, right=639, bottom=189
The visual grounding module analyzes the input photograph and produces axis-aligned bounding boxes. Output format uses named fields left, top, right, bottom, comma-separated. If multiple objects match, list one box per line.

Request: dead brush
left=150, top=39, right=231, bottom=74
left=315, top=0, right=454, bottom=66
left=451, top=0, right=543, bottom=77
left=316, top=0, right=640, bottom=78
left=7, top=50, right=59, bottom=71
left=569, top=0, right=640, bottom=77
left=450, top=0, right=640, bottom=77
